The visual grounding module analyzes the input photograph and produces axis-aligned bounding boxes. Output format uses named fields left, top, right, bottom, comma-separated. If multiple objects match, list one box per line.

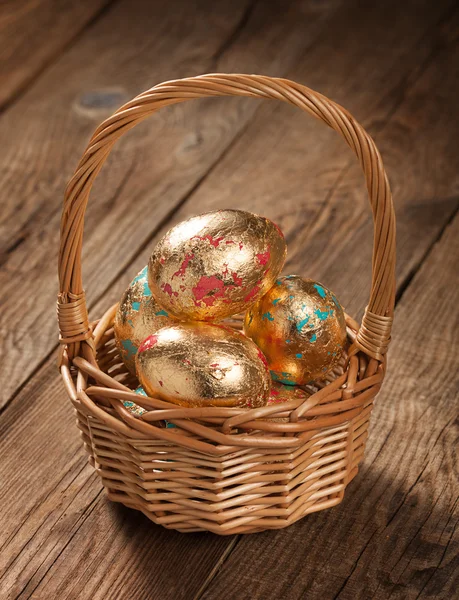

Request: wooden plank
left=0, top=0, right=338, bottom=408
left=194, top=10, right=459, bottom=596
left=146, top=0, right=459, bottom=323
left=0, top=1, right=346, bottom=599
left=199, top=213, right=459, bottom=600
left=0, top=367, right=235, bottom=600
left=0, top=2, right=456, bottom=599
left=0, top=0, right=111, bottom=109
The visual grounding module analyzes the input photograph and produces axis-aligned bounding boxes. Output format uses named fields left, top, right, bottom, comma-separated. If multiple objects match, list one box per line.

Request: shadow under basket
left=57, top=74, right=396, bottom=535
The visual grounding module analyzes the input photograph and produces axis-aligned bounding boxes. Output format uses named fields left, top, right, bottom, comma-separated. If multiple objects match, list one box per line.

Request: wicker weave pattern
left=58, top=75, right=396, bottom=534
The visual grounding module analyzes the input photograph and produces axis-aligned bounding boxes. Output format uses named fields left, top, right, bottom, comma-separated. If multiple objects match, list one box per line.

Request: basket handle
left=58, top=74, right=395, bottom=362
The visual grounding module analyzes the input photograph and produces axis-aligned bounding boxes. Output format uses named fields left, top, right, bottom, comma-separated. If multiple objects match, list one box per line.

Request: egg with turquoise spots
left=133, top=386, right=176, bottom=429
left=122, top=386, right=147, bottom=418
left=265, top=382, right=311, bottom=422
left=244, top=275, right=347, bottom=385
left=114, top=266, right=177, bottom=375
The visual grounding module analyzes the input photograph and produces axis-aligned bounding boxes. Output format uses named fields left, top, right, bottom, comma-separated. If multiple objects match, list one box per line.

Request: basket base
left=105, top=478, right=357, bottom=534
left=78, top=410, right=367, bottom=535
left=65, top=305, right=380, bottom=535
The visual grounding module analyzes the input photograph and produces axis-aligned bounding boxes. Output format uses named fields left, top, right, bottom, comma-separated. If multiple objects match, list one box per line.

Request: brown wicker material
left=57, top=74, right=396, bottom=534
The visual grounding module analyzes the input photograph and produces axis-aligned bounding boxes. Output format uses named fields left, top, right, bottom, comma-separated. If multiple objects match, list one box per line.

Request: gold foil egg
left=265, top=382, right=310, bottom=423
left=122, top=386, right=147, bottom=418
left=135, top=322, right=271, bottom=408
left=148, top=209, right=287, bottom=321
left=268, top=382, right=310, bottom=406
left=244, top=276, right=347, bottom=385
left=114, top=266, right=176, bottom=374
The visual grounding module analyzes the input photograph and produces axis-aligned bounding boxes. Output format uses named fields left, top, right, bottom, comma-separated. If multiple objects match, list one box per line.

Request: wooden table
left=1, top=1, right=458, bottom=598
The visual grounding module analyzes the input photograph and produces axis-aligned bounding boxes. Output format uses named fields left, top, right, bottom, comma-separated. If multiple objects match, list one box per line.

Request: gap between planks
left=1, top=0, right=458, bottom=597
left=0, top=0, right=337, bottom=412
left=2, top=0, right=456, bottom=417
left=193, top=536, right=242, bottom=600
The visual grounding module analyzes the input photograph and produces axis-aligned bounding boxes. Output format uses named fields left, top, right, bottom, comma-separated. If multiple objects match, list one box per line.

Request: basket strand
left=57, top=291, right=92, bottom=344
left=353, top=308, right=393, bottom=361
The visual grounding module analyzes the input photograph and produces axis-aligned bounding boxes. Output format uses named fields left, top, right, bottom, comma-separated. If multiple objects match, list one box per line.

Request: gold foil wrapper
left=244, top=276, right=347, bottom=385
left=122, top=386, right=148, bottom=418
left=268, top=382, right=310, bottom=405
left=136, top=322, right=271, bottom=408
left=266, top=382, right=310, bottom=422
left=114, top=266, right=176, bottom=374
left=148, top=210, right=287, bottom=321
left=123, top=387, right=171, bottom=429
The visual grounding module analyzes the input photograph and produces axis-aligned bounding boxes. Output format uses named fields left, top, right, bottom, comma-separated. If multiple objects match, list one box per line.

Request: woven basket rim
left=61, top=301, right=384, bottom=456
left=56, top=74, right=395, bottom=533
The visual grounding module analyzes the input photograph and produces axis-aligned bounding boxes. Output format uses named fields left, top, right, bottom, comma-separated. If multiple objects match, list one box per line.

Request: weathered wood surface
left=0, top=0, right=338, bottom=408
left=0, top=0, right=458, bottom=599
left=0, top=0, right=111, bottom=110
left=1, top=0, right=344, bottom=597
left=201, top=215, right=459, bottom=600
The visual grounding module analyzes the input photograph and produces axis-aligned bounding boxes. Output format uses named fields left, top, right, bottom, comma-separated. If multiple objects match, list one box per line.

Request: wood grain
left=0, top=0, right=112, bottom=110
left=0, top=0, right=458, bottom=598
left=0, top=0, right=339, bottom=408
left=200, top=214, right=459, bottom=600
left=0, top=370, right=231, bottom=599
left=0, top=1, right=345, bottom=598
left=95, top=0, right=459, bottom=323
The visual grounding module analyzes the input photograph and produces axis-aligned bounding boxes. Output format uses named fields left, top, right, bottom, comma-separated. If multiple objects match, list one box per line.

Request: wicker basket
left=58, top=74, right=396, bottom=535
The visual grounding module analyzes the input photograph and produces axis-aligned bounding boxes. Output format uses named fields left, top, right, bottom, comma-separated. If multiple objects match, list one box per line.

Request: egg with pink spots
left=135, top=322, right=271, bottom=408
left=148, top=210, right=287, bottom=321
left=264, top=382, right=311, bottom=422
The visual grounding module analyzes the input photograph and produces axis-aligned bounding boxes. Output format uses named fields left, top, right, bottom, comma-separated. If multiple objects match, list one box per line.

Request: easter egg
left=244, top=276, right=347, bottom=385
left=148, top=209, right=287, bottom=321
left=135, top=322, right=271, bottom=408
left=268, top=382, right=310, bottom=406
left=122, top=386, right=147, bottom=418
left=126, top=386, right=176, bottom=428
left=265, top=382, right=310, bottom=423
left=114, top=266, right=176, bottom=374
